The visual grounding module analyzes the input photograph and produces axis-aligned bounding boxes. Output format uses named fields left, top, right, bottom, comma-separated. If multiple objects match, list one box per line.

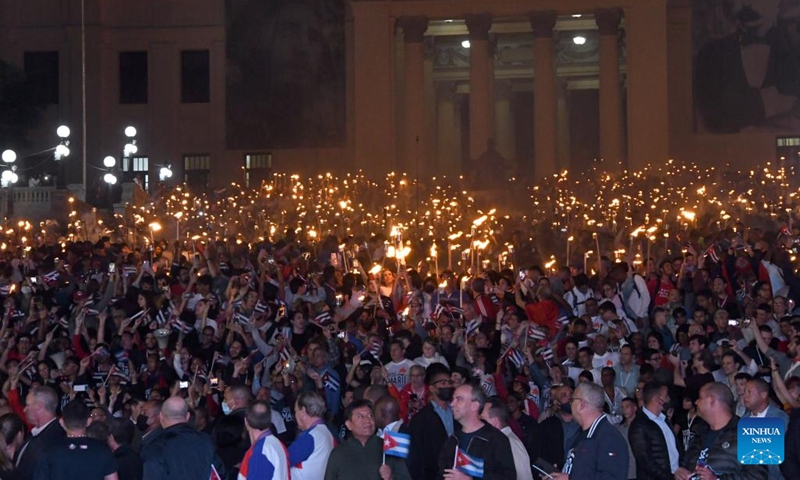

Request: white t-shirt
left=384, top=359, right=416, bottom=390
left=592, top=351, right=620, bottom=369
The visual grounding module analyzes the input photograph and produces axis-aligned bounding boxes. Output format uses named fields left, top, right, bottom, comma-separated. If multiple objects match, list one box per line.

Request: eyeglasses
left=570, top=397, right=584, bottom=405
left=433, top=379, right=454, bottom=386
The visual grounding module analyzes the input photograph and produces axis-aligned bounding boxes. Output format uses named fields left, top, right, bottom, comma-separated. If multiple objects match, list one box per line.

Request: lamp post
left=1, top=150, right=19, bottom=188
left=55, top=125, right=71, bottom=187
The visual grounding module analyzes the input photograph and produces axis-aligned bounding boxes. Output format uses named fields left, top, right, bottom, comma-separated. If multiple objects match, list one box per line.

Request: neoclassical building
left=0, top=0, right=793, bottom=189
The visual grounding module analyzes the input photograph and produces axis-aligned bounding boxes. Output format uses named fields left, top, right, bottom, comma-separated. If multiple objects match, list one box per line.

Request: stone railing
left=0, top=186, right=71, bottom=221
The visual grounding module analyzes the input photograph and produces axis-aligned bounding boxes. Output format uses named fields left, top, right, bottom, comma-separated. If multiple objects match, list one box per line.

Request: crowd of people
left=0, top=217, right=797, bottom=480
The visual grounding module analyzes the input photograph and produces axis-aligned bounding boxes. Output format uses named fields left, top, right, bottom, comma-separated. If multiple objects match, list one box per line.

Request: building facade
left=0, top=0, right=791, bottom=193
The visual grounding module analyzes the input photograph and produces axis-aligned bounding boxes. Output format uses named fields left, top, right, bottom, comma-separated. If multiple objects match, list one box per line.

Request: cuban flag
left=277, top=346, right=291, bottom=364
left=43, top=270, right=60, bottom=285
left=368, top=340, right=382, bottom=359
left=465, top=319, right=481, bottom=337
left=0, top=285, right=8, bottom=296
left=155, top=309, right=169, bottom=326
left=314, top=311, right=333, bottom=326
left=122, top=265, right=138, bottom=277
left=538, top=347, right=554, bottom=363
left=323, top=372, right=340, bottom=391
left=527, top=324, right=547, bottom=341
left=454, top=448, right=484, bottom=478
left=504, top=347, right=526, bottom=369
left=254, top=300, right=268, bottom=316
left=447, top=305, right=465, bottom=317
left=383, top=431, right=411, bottom=459
left=114, top=349, right=129, bottom=364
left=170, top=317, right=193, bottom=334
left=234, top=312, right=251, bottom=324
left=432, top=304, right=446, bottom=320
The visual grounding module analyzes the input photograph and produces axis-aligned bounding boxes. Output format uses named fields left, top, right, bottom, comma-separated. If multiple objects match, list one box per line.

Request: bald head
left=374, top=395, right=401, bottom=429
left=364, top=385, right=390, bottom=405
left=160, top=396, right=190, bottom=428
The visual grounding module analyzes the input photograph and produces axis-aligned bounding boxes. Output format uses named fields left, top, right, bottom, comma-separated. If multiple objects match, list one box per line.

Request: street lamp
left=159, top=165, right=173, bottom=181
left=123, top=126, right=137, bottom=158
left=1, top=150, right=16, bottom=163
left=56, top=126, right=71, bottom=139
left=103, top=156, right=117, bottom=184
left=54, top=125, right=71, bottom=161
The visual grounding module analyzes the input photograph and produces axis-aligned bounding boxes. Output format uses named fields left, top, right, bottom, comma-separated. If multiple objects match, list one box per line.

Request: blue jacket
left=562, top=414, right=630, bottom=480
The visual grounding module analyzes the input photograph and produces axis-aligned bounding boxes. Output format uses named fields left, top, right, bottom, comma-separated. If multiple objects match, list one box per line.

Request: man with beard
left=535, top=385, right=580, bottom=470
left=406, top=364, right=457, bottom=480
left=695, top=0, right=800, bottom=132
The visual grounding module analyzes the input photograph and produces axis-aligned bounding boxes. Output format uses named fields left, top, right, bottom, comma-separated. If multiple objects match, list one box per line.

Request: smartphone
left=194, top=253, right=200, bottom=262
left=519, top=269, right=526, bottom=280
left=210, top=377, right=219, bottom=387
left=73, top=384, right=88, bottom=392
left=179, top=381, right=189, bottom=389
left=108, top=263, right=116, bottom=274
left=29, top=277, right=37, bottom=284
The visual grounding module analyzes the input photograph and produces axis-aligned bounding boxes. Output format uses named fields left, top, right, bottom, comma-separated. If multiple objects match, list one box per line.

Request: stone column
left=465, top=14, right=493, bottom=161
left=596, top=8, right=624, bottom=171
left=351, top=2, right=395, bottom=177
left=625, top=2, right=669, bottom=171
left=494, top=79, right=515, bottom=162
left=530, top=11, right=558, bottom=179
left=557, top=78, right=571, bottom=171
left=437, top=81, right=459, bottom=176
left=398, top=16, right=428, bottom=173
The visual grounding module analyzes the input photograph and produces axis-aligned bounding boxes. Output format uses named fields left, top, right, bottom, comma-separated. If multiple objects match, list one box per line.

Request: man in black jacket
left=16, top=385, right=66, bottom=479
left=437, top=383, right=516, bottom=480
left=676, top=382, right=767, bottom=480
left=406, top=364, right=459, bottom=480
left=536, top=385, right=579, bottom=469
left=628, top=382, right=678, bottom=480
left=141, top=396, right=221, bottom=480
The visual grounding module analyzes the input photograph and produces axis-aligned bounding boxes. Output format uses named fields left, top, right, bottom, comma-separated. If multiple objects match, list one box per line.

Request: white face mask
left=221, top=401, right=232, bottom=416
left=21, top=286, right=32, bottom=295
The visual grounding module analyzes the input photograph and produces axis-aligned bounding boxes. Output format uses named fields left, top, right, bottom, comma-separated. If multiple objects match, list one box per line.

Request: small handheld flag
left=454, top=447, right=484, bottom=478
left=382, top=431, right=411, bottom=459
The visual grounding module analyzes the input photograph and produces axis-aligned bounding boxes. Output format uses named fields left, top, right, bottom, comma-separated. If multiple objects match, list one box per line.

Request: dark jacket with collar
left=15, top=418, right=65, bottom=480
left=436, top=422, right=516, bottom=480
left=681, top=416, right=767, bottom=480
left=140, top=423, right=218, bottom=480
left=406, top=402, right=459, bottom=480
left=563, top=414, right=629, bottom=480
left=536, top=414, right=569, bottom=468
left=628, top=409, right=675, bottom=480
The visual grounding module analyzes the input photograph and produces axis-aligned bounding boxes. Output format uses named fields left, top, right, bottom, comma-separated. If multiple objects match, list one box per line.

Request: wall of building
left=666, top=0, right=778, bottom=168
left=0, top=0, right=783, bottom=194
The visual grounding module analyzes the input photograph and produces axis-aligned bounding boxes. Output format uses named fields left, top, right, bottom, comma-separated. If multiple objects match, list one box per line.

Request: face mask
left=437, top=387, right=455, bottom=402
left=21, top=286, right=32, bottom=295
left=423, top=285, right=435, bottom=294
left=221, top=401, right=232, bottom=416
left=560, top=402, right=573, bottom=415
left=136, top=414, right=149, bottom=431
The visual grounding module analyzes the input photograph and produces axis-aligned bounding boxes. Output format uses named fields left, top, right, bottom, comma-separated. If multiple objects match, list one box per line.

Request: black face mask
left=560, top=402, right=573, bottom=415
left=437, top=387, right=455, bottom=402
left=423, top=285, right=436, bottom=294
left=136, top=414, right=149, bottom=431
